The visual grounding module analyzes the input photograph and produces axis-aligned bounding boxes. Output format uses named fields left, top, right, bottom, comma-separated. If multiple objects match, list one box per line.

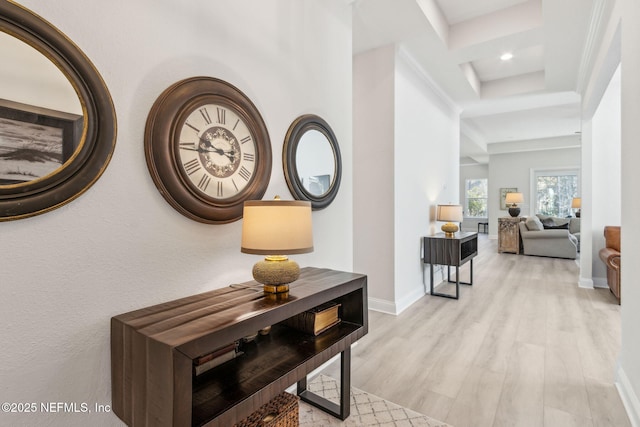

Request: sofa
left=598, top=226, right=621, bottom=303
left=518, top=215, right=580, bottom=259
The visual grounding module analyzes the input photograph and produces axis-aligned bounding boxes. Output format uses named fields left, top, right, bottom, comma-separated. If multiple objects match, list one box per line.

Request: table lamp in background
left=505, top=192, right=524, bottom=217
left=572, top=197, right=581, bottom=218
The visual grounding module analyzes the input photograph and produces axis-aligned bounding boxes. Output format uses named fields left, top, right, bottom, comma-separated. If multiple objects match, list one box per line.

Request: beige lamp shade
left=436, top=204, right=463, bottom=222
left=505, top=192, right=524, bottom=205
left=241, top=199, right=313, bottom=293
left=436, top=204, right=463, bottom=237
left=571, top=197, right=582, bottom=209
left=241, top=200, right=313, bottom=255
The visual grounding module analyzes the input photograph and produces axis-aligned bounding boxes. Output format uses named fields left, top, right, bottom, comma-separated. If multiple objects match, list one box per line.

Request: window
left=534, top=169, right=579, bottom=217
left=465, top=178, right=488, bottom=217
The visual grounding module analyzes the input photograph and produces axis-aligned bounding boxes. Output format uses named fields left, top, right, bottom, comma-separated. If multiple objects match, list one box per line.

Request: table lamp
left=505, top=192, right=524, bottom=217
left=241, top=198, right=313, bottom=293
left=436, top=204, right=463, bottom=237
left=572, top=197, right=581, bottom=218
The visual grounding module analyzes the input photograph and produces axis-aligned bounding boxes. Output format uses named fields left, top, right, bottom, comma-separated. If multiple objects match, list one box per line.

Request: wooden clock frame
left=144, top=77, right=272, bottom=223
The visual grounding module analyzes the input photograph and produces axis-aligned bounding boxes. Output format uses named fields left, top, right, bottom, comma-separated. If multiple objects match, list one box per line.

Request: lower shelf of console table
left=111, top=267, right=368, bottom=427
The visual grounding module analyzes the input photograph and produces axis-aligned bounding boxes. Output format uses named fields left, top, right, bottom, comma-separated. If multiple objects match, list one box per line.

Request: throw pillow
left=525, top=216, right=544, bottom=231
left=544, top=223, right=569, bottom=230
left=541, top=218, right=555, bottom=227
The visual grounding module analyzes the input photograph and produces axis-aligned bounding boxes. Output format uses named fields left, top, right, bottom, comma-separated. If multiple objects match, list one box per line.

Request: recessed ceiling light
left=500, top=52, right=513, bottom=61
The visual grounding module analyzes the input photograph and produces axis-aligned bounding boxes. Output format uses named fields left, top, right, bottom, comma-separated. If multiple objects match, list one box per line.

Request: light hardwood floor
left=321, top=235, right=631, bottom=427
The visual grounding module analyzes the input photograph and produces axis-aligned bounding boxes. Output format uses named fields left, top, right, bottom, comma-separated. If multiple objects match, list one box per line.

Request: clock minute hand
left=181, top=146, right=225, bottom=155
left=198, top=136, right=233, bottom=156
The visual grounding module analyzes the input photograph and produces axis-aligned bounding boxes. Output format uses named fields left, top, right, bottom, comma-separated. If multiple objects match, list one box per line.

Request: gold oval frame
left=0, top=1, right=117, bottom=221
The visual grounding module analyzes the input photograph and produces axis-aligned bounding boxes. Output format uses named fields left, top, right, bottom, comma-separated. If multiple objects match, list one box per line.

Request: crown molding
left=397, top=46, right=462, bottom=114
left=576, top=0, right=610, bottom=95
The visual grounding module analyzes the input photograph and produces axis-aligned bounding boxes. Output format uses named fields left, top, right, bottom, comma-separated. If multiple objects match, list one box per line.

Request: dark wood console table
left=111, top=267, right=368, bottom=427
left=422, top=232, right=478, bottom=299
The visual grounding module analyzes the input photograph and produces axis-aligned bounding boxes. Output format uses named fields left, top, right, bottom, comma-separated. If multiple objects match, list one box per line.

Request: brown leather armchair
left=599, top=226, right=621, bottom=303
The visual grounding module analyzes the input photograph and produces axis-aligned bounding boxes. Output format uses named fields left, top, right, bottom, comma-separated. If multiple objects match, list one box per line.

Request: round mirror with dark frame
left=0, top=1, right=116, bottom=221
left=283, top=114, right=341, bottom=210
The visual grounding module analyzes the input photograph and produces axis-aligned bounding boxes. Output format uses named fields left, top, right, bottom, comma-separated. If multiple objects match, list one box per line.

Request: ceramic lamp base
left=508, top=206, right=521, bottom=217
left=252, top=256, right=300, bottom=293
left=441, top=222, right=459, bottom=238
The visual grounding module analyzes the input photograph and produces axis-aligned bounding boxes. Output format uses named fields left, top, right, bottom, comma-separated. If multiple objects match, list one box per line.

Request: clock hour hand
left=201, top=138, right=237, bottom=161
left=199, top=137, right=237, bottom=158
left=223, top=150, right=237, bottom=161
left=182, top=145, right=237, bottom=162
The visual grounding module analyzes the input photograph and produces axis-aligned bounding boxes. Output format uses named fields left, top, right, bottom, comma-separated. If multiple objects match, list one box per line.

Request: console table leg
left=340, top=346, right=351, bottom=419
left=430, top=264, right=459, bottom=299
left=297, top=376, right=307, bottom=395
left=430, top=264, right=434, bottom=295
left=297, top=347, right=351, bottom=420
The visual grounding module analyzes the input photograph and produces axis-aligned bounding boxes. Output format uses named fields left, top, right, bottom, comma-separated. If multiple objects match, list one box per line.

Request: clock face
left=144, top=77, right=272, bottom=224
left=178, top=104, right=256, bottom=200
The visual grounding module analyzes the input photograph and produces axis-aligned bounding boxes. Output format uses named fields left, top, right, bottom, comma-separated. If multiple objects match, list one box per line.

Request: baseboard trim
left=368, top=284, right=428, bottom=315
left=593, top=277, right=609, bottom=288
left=395, top=286, right=426, bottom=315
left=616, top=364, right=640, bottom=427
left=368, top=297, right=397, bottom=315
left=579, top=278, right=594, bottom=289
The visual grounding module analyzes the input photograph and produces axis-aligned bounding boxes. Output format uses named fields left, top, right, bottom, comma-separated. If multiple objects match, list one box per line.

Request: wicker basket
left=234, top=392, right=299, bottom=427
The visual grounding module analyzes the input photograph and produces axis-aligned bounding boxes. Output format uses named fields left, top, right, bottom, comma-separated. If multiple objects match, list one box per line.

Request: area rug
left=298, top=375, right=452, bottom=427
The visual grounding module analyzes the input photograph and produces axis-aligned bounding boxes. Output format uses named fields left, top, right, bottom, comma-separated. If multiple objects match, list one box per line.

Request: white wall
left=353, top=45, right=396, bottom=305
left=394, top=51, right=459, bottom=312
left=619, top=0, right=640, bottom=423
left=580, top=120, right=594, bottom=288
left=353, top=46, right=459, bottom=314
left=460, top=163, right=489, bottom=231
left=579, top=0, right=640, bottom=421
left=0, top=1, right=353, bottom=426
left=591, top=65, right=621, bottom=285
left=487, top=147, right=581, bottom=236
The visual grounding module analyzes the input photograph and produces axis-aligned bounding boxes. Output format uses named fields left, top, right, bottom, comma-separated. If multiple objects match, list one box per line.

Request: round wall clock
left=145, top=77, right=272, bottom=223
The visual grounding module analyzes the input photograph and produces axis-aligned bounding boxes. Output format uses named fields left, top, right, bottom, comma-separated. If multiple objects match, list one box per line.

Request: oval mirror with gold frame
left=0, top=1, right=116, bottom=221
left=283, top=114, right=341, bottom=210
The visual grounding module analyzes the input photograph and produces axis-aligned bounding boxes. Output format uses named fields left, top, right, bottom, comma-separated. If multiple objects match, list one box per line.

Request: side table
left=422, top=232, right=478, bottom=299
left=498, top=216, right=524, bottom=253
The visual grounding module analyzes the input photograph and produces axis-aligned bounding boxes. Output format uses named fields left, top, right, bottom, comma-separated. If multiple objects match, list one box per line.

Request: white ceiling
left=352, top=0, right=596, bottom=164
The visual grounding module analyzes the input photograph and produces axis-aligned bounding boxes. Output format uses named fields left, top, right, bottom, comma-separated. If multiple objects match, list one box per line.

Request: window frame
left=530, top=167, right=580, bottom=217
left=464, top=178, right=488, bottom=218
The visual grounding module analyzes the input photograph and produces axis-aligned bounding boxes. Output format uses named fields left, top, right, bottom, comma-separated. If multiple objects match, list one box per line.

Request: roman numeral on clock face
left=183, top=158, right=201, bottom=175
left=199, top=107, right=212, bottom=125
left=197, top=174, right=211, bottom=192
left=185, top=122, right=200, bottom=134
left=217, top=108, right=226, bottom=124
left=243, top=153, right=255, bottom=162
left=240, top=136, right=251, bottom=145
left=238, top=166, right=251, bottom=181
left=217, top=181, right=223, bottom=198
